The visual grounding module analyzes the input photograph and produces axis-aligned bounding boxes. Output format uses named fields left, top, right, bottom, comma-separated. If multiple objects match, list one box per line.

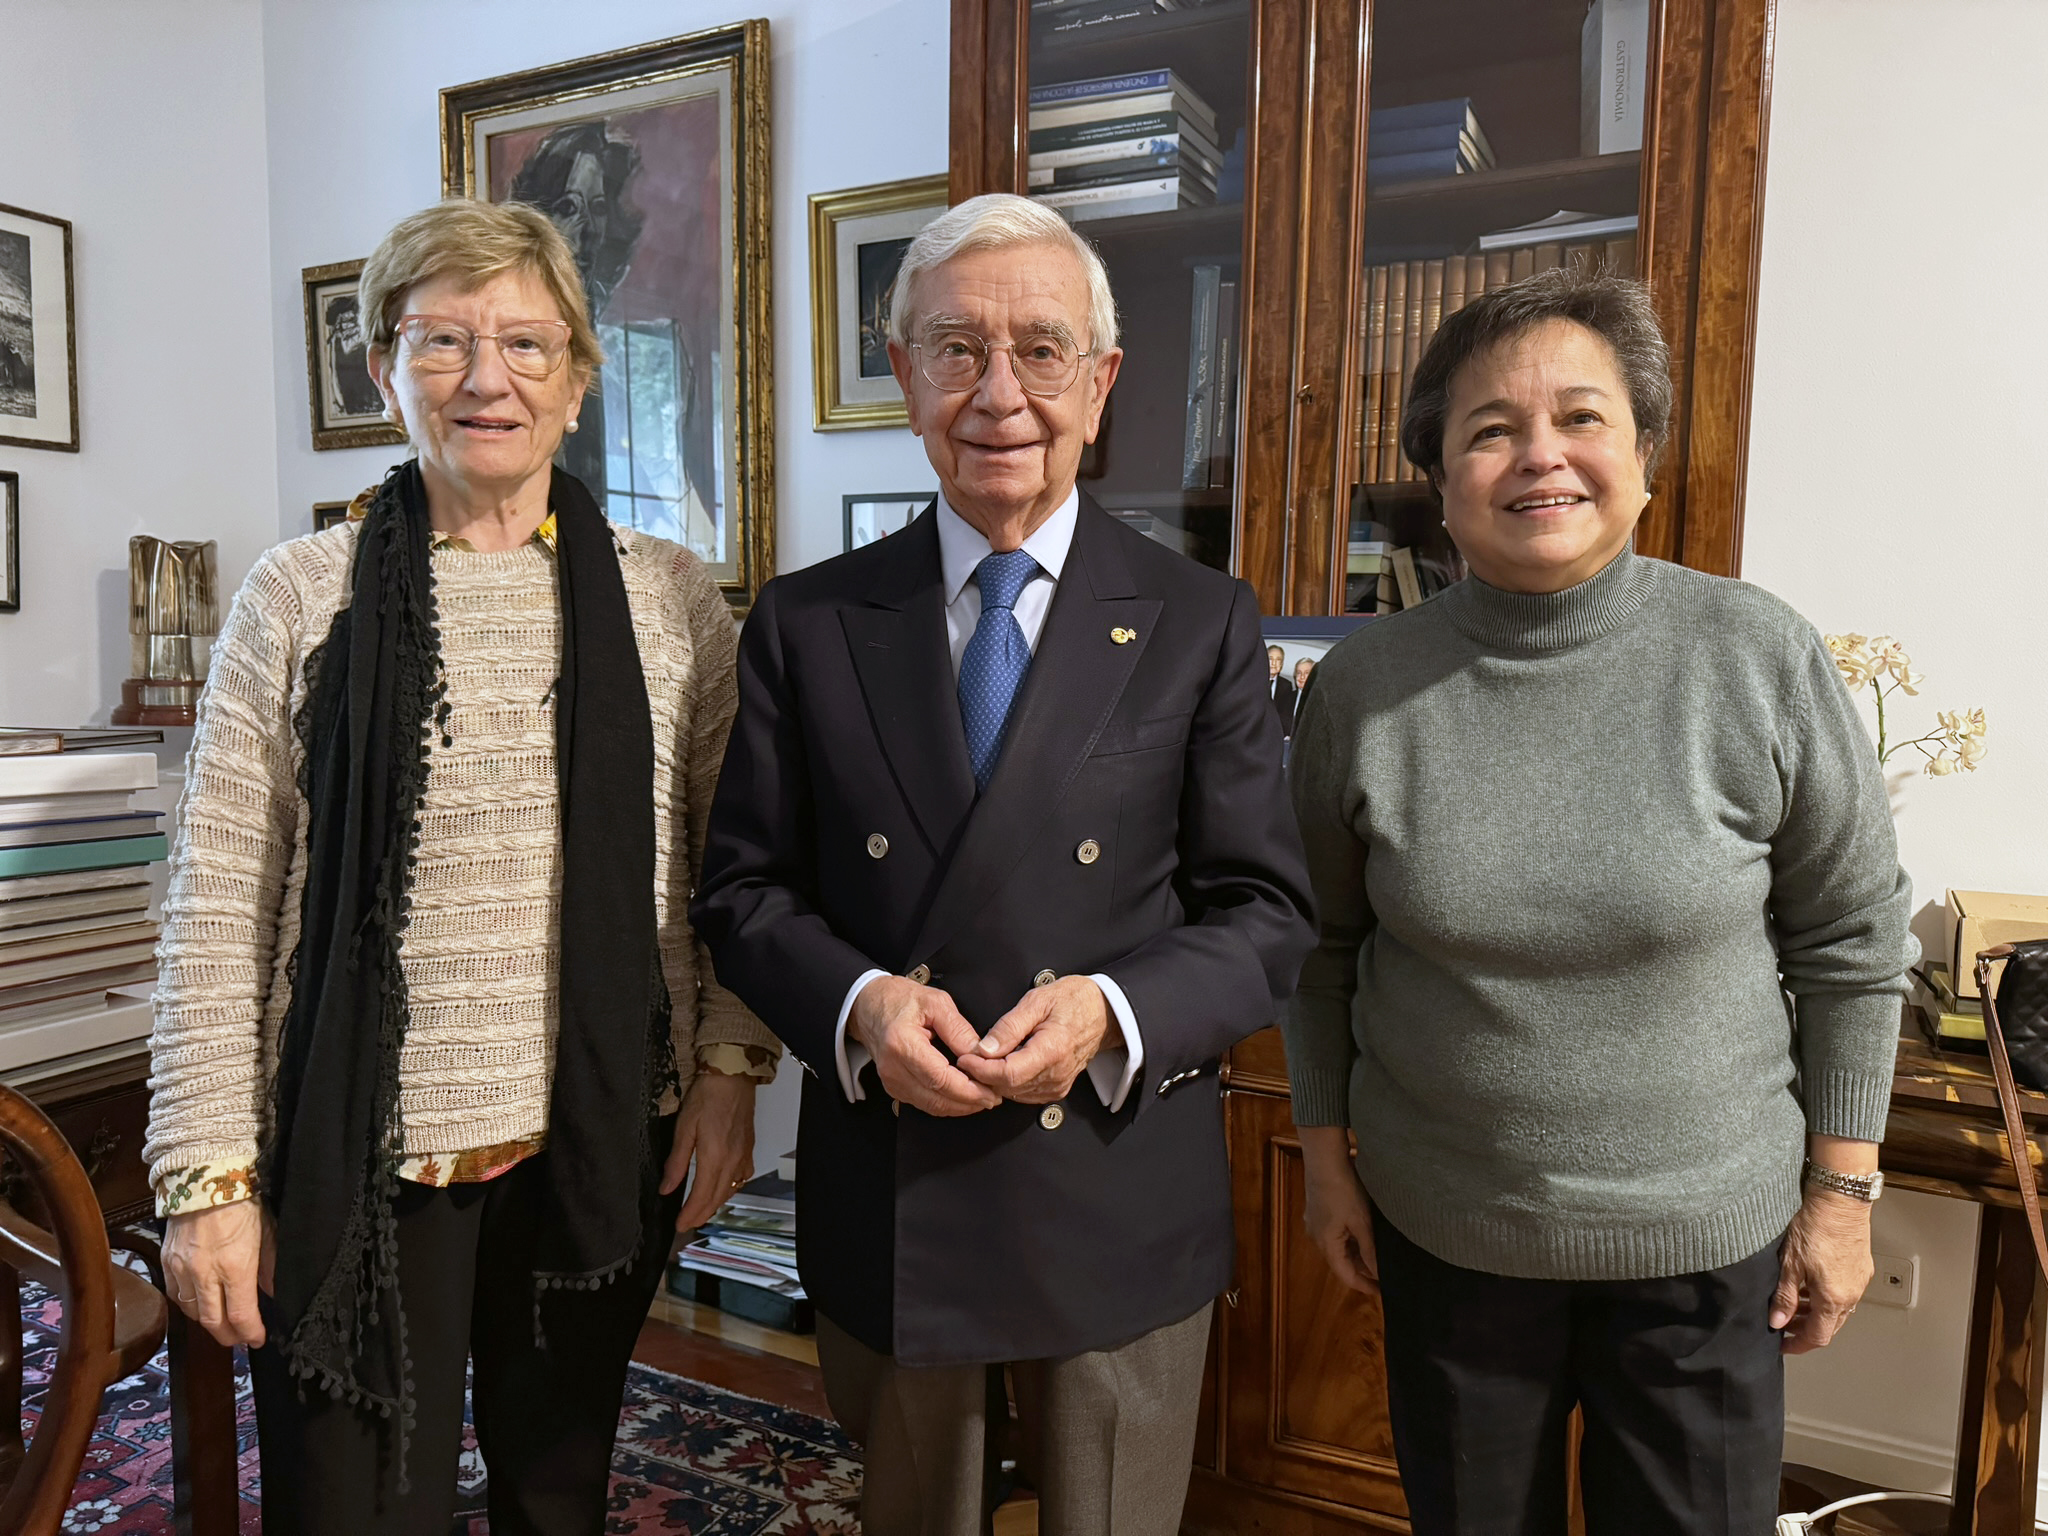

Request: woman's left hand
left=1770, top=1189, right=1874, bottom=1354
left=662, top=1069, right=759, bottom=1232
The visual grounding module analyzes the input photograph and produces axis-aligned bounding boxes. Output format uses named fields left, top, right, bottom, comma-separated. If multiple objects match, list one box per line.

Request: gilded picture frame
left=0, top=202, right=79, bottom=453
left=809, top=175, right=948, bottom=431
left=313, top=501, right=352, bottom=531
left=441, top=22, right=774, bottom=612
left=303, top=259, right=406, bottom=452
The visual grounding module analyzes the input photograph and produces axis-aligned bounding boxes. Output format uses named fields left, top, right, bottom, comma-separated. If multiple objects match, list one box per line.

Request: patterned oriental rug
left=17, top=1284, right=861, bottom=1534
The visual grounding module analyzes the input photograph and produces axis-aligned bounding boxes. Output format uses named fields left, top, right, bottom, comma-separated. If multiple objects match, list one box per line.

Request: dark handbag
left=1975, top=939, right=2048, bottom=1279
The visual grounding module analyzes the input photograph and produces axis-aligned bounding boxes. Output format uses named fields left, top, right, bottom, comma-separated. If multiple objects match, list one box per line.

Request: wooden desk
left=1886, top=1020, right=2048, bottom=1536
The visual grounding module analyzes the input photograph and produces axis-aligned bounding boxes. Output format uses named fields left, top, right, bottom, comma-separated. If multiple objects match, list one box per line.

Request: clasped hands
left=849, top=973, right=1121, bottom=1116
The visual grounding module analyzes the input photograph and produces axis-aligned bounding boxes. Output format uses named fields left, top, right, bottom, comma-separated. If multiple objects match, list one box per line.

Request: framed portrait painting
left=442, top=22, right=773, bottom=611
left=843, top=492, right=930, bottom=553
left=303, top=260, right=406, bottom=451
left=809, top=175, right=948, bottom=431
left=0, top=203, right=78, bottom=453
left=0, top=471, right=18, bottom=611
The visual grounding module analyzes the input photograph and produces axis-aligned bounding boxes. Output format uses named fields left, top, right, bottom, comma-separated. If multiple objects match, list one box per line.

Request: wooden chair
left=0, top=1083, right=168, bottom=1536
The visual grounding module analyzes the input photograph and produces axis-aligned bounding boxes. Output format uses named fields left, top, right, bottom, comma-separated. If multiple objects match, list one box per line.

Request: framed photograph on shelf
left=0, top=471, right=18, bottom=611
left=303, top=259, right=406, bottom=451
left=843, top=492, right=930, bottom=553
left=1261, top=615, right=1370, bottom=758
left=0, top=203, right=78, bottom=453
left=442, top=22, right=774, bottom=611
left=313, top=501, right=352, bottom=531
left=809, top=174, right=948, bottom=431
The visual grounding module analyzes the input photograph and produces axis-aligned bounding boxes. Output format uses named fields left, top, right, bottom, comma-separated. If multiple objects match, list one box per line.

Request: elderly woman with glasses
left=145, top=198, right=777, bottom=1535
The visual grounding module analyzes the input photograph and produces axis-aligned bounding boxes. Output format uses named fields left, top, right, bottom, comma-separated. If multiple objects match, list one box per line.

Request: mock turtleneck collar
left=1441, top=544, right=1660, bottom=653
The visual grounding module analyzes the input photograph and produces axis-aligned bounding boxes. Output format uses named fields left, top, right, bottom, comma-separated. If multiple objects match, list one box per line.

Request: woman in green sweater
left=1285, top=268, right=1914, bottom=1535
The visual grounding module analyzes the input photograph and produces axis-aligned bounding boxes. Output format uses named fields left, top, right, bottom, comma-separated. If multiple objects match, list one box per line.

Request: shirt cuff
left=836, top=968, right=891, bottom=1102
left=1085, top=973, right=1144, bottom=1112
left=156, top=1164, right=257, bottom=1219
left=696, top=1041, right=780, bottom=1081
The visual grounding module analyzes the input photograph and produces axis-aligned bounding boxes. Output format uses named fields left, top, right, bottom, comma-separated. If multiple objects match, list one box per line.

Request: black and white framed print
left=0, top=203, right=78, bottom=453
left=843, top=492, right=930, bottom=552
left=303, top=259, right=406, bottom=451
left=808, top=175, right=948, bottom=430
left=313, top=501, right=352, bottom=531
left=0, top=472, right=19, bottom=611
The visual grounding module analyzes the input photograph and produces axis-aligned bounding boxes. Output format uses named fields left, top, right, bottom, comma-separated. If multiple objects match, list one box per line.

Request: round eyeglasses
left=397, top=315, right=574, bottom=379
left=912, top=330, right=1094, bottom=397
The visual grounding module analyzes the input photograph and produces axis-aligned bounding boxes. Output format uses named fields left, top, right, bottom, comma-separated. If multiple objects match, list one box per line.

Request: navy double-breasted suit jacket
left=691, top=495, right=1315, bottom=1365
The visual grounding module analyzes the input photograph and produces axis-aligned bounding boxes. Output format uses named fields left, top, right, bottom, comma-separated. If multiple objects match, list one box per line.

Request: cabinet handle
left=1296, top=384, right=1315, bottom=402
left=83, top=1123, right=123, bottom=1184
left=1225, top=1288, right=1241, bottom=1309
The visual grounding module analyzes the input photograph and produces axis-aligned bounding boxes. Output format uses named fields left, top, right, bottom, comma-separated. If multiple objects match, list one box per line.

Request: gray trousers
left=817, top=1302, right=1214, bottom=1536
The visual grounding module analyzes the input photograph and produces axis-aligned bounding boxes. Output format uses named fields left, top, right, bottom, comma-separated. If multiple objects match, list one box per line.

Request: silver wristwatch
left=1803, top=1160, right=1884, bottom=1203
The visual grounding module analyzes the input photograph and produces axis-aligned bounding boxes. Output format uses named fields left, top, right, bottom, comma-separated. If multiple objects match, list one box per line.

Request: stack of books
left=1367, top=98, right=1496, bottom=185
left=0, top=751, right=167, bottom=1034
left=1358, top=221, right=1639, bottom=486
left=1917, top=963, right=1987, bottom=1049
left=671, top=1169, right=811, bottom=1332
left=1028, top=69, right=1221, bottom=221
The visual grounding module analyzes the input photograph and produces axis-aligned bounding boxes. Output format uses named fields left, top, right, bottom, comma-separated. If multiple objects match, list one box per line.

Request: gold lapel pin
left=1110, top=627, right=1136, bottom=645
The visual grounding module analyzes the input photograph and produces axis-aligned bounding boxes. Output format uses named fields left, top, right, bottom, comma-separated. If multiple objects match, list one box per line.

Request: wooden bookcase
left=950, top=1, right=1776, bottom=1526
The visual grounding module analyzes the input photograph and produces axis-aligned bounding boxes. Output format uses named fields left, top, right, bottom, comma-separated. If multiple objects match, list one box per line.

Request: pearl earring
left=381, top=404, right=395, bottom=422
left=566, top=418, right=581, bottom=434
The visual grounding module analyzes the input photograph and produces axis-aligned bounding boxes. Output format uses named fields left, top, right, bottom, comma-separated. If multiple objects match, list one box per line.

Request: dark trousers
left=1372, top=1208, right=1785, bottom=1536
left=252, top=1126, right=681, bottom=1536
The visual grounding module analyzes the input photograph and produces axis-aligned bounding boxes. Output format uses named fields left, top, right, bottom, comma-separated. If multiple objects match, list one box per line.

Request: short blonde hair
left=358, top=198, right=603, bottom=377
left=887, top=193, right=1119, bottom=354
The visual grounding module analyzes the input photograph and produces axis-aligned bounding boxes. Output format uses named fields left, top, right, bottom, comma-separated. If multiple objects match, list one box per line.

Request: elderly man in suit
left=692, top=193, right=1314, bottom=1536
left=1267, top=643, right=1298, bottom=735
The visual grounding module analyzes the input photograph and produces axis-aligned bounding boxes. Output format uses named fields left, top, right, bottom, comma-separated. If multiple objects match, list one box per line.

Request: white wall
left=1743, top=0, right=2048, bottom=1497
left=0, top=0, right=278, bottom=727
left=258, top=0, right=951, bottom=1168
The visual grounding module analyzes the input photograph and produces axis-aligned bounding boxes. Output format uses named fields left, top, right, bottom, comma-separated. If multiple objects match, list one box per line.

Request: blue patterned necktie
left=958, top=548, right=1042, bottom=792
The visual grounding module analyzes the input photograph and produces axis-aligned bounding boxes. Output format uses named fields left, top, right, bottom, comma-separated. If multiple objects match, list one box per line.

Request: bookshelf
left=952, top=0, right=1777, bottom=1526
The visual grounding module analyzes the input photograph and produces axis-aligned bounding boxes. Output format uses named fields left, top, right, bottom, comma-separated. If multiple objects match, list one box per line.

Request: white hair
left=886, top=192, right=1120, bottom=354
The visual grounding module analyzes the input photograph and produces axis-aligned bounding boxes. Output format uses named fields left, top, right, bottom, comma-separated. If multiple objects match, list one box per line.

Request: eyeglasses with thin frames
left=911, top=329, right=1096, bottom=398
left=397, top=314, right=574, bottom=379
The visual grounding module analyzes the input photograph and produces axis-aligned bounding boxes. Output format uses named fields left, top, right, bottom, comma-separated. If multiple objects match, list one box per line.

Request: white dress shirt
left=834, top=491, right=1147, bottom=1112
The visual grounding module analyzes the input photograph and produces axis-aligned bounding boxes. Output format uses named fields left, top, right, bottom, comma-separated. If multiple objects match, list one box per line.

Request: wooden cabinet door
left=1223, top=1087, right=1407, bottom=1520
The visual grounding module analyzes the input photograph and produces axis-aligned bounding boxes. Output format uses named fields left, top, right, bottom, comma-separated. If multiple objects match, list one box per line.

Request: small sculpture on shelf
left=110, top=536, right=218, bottom=727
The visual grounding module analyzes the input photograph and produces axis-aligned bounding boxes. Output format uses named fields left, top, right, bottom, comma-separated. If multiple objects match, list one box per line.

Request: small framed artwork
left=844, top=492, right=930, bottom=553
left=313, top=501, right=352, bottom=531
left=0, top=203, right=79, bottom=453
left=0, top=471, right=18, bottom=611
left=303, top=260, right=405, bottom=451
left=1261, top=616, right=1372, bottom=756
left=809, top=175, right=949, bottom=431
left=444, top=22, right=775, bottom=612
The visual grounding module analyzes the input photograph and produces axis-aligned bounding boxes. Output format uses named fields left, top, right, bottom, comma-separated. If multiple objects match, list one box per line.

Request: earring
left=566, top=418, right=580, bottom=434
left=381, top=404, right=395, bottom=422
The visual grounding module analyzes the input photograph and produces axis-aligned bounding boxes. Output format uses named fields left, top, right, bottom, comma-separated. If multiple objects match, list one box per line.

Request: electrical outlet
left=1868, top=1251, right=1918, bottom=1309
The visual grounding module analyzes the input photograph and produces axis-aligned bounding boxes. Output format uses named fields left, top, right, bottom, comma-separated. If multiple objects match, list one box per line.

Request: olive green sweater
left=1283, top=548, right=1915, bottom=1281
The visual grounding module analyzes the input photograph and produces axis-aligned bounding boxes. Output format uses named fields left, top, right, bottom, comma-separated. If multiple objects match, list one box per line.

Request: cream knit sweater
left=144, top=520, right=775, bottom=1203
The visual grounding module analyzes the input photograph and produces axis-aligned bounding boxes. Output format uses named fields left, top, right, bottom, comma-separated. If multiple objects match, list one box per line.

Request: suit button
left=907, top=964, right=931, bottom=986
left=1040, top=1104, right=1065, bottom=1130
left=867, top=833, right=889, bottom=859
left=1033, top=969, right=1057, bottom=988
left=1076, top=839, right=1101, bottom=865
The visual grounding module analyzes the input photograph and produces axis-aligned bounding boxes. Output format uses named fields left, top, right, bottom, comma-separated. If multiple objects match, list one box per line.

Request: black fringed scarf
left=259, top=460, right=665, bottom=1472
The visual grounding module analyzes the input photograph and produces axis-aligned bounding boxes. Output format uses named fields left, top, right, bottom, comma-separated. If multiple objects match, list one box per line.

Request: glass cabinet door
left=1023, top=2, right=1253, bottom=576
left=1349, top=0, right=1649, bottom=614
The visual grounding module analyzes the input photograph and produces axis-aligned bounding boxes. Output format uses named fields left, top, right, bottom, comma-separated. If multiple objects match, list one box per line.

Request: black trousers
left=1372, top=1208, right=1785, bottom=1536
left=252, top=1124, right=682, bottom=1536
